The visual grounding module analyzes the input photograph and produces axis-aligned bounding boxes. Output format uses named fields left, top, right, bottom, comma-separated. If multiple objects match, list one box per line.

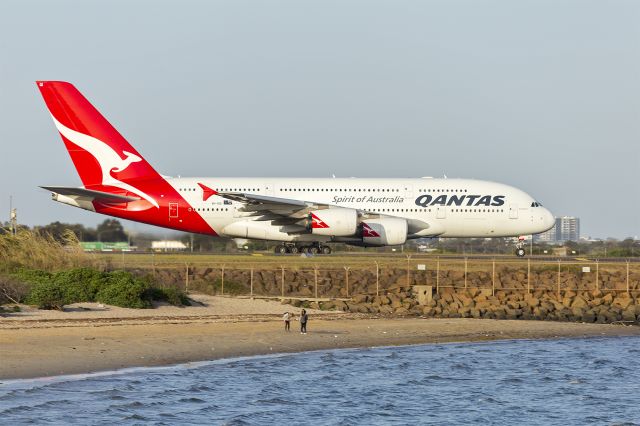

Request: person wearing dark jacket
left=299, top=309, right=308, bottom=334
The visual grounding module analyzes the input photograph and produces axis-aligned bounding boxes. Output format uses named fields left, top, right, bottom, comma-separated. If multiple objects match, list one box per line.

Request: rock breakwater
left=313, top=288, right=640, bottom=324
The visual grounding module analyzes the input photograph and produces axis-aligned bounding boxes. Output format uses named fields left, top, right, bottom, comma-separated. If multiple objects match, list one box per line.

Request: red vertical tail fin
left=36, top=81, right=161, bottom=207
left=37, top=81, right=217, bottom=236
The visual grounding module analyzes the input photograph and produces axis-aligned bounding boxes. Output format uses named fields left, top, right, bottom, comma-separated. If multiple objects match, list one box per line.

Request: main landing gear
left=274, top=243, right=332, bottom=255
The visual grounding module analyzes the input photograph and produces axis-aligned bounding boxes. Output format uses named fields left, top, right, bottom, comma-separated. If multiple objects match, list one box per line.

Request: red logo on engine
left=311, top=213, right=330, bottom=229
left=362, top=223, right=380, bottom=238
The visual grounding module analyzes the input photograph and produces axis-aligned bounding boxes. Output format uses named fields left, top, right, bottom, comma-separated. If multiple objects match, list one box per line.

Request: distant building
left=556, top=216, right=580, bottom=242
left=80, top=242, right=134, bottom=252
left=151, top=240, right=187, bottom=251
left=534, top=216, right=580, bottom=243
left=535, top=226, right=556, bottom=243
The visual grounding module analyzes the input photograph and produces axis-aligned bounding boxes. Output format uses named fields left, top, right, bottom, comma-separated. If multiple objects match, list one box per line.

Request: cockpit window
left=530, top=201, right=543, bottom=207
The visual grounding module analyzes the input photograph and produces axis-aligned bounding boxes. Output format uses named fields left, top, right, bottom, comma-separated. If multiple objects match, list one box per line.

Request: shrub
left=11, top=267, right=188, bottom=310
left=0, top=274, right=31, bottom=304
left=16, top=267, right=108, bottom=308
left=12, top=268, right=52, bottom=286
left=96, top=271, right=151, bottom=309
left=147, top=286, right=191, bottom=306
left=52, top=268, right=107, bottom=305
left=25, top=279, right=66, bottom=310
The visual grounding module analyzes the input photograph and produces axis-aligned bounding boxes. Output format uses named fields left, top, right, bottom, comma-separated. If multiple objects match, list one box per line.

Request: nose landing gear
left=515, top=236, right=527, bottom=257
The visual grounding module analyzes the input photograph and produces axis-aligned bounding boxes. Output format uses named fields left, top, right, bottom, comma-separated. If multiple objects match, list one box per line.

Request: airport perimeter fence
left=98, top=255, right=640, bottom=300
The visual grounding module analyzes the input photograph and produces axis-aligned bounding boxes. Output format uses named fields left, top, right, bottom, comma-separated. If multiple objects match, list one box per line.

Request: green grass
left=94, top=252, right=639, bottom=277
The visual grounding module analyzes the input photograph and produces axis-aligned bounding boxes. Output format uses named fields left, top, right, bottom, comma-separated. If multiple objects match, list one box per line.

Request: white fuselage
left=167, top=177, right=555, bottom=242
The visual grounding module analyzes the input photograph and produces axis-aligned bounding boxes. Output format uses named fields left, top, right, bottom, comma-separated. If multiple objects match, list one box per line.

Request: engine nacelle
left=309, top=207, right=358, bottom=237
left=361, top=217, right=408, bottom=246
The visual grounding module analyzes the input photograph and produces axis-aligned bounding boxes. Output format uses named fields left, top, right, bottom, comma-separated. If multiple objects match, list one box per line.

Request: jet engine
left=307, top=207, right=358, bottom=237
left=361, top=217, right=408, bottom=246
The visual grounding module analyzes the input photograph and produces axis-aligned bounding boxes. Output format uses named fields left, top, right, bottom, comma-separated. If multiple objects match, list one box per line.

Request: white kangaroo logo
left=51, top=116, right=159, bottom=208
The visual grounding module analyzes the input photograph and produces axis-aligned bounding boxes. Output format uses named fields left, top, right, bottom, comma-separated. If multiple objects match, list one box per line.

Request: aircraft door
left=436, top=206, right=446, bottom=219
left=404, top=184, right=413, bottom=198
left=169, top=202, right=179, bottom=219
left=509, top=204, right=518, bottom=219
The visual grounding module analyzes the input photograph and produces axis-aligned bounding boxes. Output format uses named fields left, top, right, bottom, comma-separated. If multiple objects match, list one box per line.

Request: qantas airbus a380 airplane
left=37, top=81, right=554, bottom=256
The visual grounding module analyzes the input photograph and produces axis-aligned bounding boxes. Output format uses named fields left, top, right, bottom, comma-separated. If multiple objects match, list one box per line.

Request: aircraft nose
left=542, top=208, right=555, bottom=231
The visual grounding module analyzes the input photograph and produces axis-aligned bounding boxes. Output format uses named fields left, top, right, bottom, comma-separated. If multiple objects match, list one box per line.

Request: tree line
left=1, top=219, right=637, bottom=256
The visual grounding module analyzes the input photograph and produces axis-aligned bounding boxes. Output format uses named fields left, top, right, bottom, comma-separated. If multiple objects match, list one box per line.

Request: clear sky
left=1, top=0, right=638, bottom=239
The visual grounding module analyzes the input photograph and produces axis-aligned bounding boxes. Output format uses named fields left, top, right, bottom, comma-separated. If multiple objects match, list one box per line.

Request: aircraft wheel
left=289, top=246, right=299, bottom=254
left=516, top=248, right=526, bottom=257
left=309, top=246, right=319, bottom=255
left=275, top=246, right=287, bottom=254
left=321, top=245, right=332, bottom=255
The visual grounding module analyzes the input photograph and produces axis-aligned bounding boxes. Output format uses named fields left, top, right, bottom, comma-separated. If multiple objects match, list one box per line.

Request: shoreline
left=5, top=333, right=639, bottom=386
left=2, top=316, right=640, bottom=381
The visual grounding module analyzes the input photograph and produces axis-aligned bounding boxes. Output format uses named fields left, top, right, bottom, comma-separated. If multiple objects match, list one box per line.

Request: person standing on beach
left=300, top=309, right=308, bottom=334
left=283, top=311, right=291, bottom=332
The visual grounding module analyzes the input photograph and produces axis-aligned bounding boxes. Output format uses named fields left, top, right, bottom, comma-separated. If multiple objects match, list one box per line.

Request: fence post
left=595, top=260, right=599, bottom=292
left=527, top=258, right=531, bottom=294
left=406, top=254, right=412, bottom=287
left=250, top=266, right=254, bottom=298
left=344, top=266, right=350, bottom=298
left=436, top=257, right=440, bottom=295
left=281, top=266, right=285, bottom=299
left=492, top=259, right=495, bottom=297
left=375, top=261, right=379, bottom=297
left=152, top=253, right=156, bottom=277
left=464, top=257, right=468, bottom=289
left=314, top=266, right=319, bottom=300
left=185, top=263, right=189, bottom=293
left=122, top=250, right=125, bottom=270
left=557, top=260, right=561, bottom=298
left=626, top=261, right=630, bottom=295
left=221, top=265, right=225, bottom=296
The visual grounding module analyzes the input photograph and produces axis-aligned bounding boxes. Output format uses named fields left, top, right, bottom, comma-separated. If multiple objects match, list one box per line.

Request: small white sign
left=582, top=267, right=591, bottom=273
left=417, top=264, right=426, bottom=271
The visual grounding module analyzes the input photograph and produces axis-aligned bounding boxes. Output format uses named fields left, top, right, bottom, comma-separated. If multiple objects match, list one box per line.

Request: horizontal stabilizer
left=40, top=186, right=140, bottom=203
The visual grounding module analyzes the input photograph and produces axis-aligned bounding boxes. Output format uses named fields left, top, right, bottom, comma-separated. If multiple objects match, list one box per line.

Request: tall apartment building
left=534, top=216, right=580, bottom=243
left=556, top=216, right=580, bottom=242
left=535, top=226, right=556, bottom=243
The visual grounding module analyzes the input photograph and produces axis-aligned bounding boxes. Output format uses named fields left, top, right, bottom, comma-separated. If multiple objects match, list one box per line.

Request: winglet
left=198, top=183, right=218, bottom=201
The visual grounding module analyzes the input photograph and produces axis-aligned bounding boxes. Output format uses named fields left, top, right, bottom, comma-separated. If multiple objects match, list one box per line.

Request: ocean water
left=1, top=337, right=640, bottom=425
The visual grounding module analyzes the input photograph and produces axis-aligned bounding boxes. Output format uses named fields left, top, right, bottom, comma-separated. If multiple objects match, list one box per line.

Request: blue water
left=2, top=337, right=640, bottom=425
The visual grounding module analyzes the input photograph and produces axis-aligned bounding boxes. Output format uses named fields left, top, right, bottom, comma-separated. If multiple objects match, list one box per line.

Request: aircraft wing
left=217, top=191, right=330, bottom=224
left=199, top=182, right=348, bottom=224
left=40, top=186, right=140, bottom=203
left=200, top=183, right=441, bottom=235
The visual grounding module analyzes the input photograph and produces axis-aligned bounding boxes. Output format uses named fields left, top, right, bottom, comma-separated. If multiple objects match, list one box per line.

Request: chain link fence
left=99, top=255, right=640, bottom=300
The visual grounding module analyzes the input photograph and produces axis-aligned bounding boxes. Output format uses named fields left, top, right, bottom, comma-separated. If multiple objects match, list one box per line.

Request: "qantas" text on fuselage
left=415, top=194, right=505, bottom=207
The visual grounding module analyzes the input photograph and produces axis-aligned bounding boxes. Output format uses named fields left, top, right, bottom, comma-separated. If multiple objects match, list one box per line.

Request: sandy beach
left=2, top=294, right=640, bottom=380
